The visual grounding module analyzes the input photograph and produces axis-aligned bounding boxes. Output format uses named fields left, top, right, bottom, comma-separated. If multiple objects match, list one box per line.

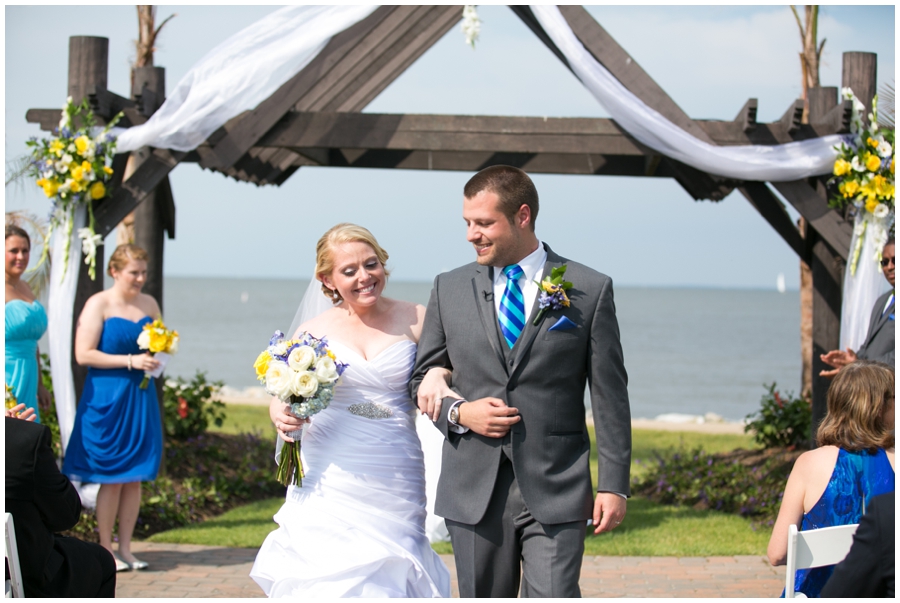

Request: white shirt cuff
left=447, top=399, right=469, bottom=434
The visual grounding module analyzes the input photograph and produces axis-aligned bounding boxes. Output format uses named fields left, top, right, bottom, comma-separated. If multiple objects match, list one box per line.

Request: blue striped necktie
left=499, top=264, right=526, bottom=349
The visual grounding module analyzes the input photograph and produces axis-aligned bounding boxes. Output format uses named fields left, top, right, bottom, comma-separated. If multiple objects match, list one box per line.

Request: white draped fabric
left=115, top=5, right=377, bottom=153
left=531, top=6, right=842, bottom=182
left=839, top=213, right=893, bottom=351
left=47, top=205, right=86, bottom=454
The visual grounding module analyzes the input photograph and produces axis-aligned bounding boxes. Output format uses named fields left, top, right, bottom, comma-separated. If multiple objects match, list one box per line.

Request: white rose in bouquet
left=271, top=341, right=289, bottom=357
left=291, top=370, right=319, bottom=398
left=315, top=356, right=340, bottom=383
left=265, top=362, right=294, bottom=400
left=287, top=345, right=316, bottom=372
left=136, top=329, right=151, bottom=350
left=168, top=334, right=180, bottom=354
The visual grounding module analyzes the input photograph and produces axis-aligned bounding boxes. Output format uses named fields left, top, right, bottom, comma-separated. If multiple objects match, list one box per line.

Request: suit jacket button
left=508, top=359, right=514, bottom=366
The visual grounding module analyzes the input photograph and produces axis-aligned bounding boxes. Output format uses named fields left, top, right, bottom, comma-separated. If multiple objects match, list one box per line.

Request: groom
left=411, top=165, right=631, bottom=597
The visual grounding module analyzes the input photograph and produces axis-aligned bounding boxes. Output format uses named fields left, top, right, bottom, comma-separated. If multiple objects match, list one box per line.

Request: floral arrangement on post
left=137, top=318, right=179, bottom=389
left=829, top=89, right=895, bottom=275
left=26, top=97, right=121, bottom=280
left=253, top=330, right=347, bottom=487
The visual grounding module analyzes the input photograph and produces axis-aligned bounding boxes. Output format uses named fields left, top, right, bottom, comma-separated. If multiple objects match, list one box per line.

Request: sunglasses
left=881, top=256, right=895, bottom=267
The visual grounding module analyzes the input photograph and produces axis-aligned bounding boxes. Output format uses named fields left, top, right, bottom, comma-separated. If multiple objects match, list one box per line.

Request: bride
left=250, top=223, right=451, bottom=598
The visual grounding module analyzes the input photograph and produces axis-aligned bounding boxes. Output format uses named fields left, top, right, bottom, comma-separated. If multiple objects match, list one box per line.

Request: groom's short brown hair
left=464, top=165, right=539, bottom=231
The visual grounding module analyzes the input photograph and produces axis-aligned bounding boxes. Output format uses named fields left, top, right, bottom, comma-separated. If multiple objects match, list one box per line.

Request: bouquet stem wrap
left=276, top=411, right=305, bottom=487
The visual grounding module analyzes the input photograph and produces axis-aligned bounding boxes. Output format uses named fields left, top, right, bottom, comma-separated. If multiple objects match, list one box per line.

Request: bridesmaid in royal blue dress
left=5, top=224, right=51, bottom=422
left=63, top=244, right=164, bottom=573
left=767, top=361, right=895, bottom=598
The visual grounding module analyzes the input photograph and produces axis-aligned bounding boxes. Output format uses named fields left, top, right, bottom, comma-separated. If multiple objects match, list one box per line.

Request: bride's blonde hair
left=315, top=223, right=390, bottom=304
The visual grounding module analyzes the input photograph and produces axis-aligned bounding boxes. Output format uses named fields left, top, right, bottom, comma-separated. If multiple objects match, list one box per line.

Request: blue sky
left=5, top=4, right=895, bottom=288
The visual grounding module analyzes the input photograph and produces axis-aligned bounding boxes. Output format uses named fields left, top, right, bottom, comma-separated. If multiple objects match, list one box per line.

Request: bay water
left=160, top=277, right=800, bottom=423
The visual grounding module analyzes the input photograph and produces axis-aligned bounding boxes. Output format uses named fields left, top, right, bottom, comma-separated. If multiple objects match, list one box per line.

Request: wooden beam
left=810, top=100, right=852, bottom=134
left=779, top=99, right=805, bottom=134
left=809, top=231, right=844, bottom=433
left=772, top=181, right=851, bottom=260
left=738, top=182, right=806, bottom=259
left=200, top=6, right=462, bottom=172
left=93, top=149, right=185, bottom=237
left=734, top=98, right=757, bottom=133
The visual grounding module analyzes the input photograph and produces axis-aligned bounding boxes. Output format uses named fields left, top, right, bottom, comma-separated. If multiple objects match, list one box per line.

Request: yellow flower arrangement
left=26, top=97, right=121, bottom=281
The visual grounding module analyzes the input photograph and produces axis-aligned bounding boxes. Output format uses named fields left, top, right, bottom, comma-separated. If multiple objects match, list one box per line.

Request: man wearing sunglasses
left=820, top=237, right=895, bottom=377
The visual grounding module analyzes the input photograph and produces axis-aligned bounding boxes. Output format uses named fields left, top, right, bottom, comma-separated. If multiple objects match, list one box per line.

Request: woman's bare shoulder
left=794, top=446, right=840, bottom=473
left=139, top=293, right=161, bottom=318
left=294, top=307, right=341, bottom=339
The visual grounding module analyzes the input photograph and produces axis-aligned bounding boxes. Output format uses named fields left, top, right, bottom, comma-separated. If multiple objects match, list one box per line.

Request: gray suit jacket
left=857, top=290, right=894, bottom=365
left=410, top=244, right=631, bottom=526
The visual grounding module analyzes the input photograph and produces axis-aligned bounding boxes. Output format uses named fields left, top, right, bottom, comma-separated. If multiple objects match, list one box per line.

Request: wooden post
left=69, top=37, right=108, bottom=401
left=842, top=52, right=877, bottom=126
left=129, top=66, right=170, bottom=468
left=131, top=67, right=168, bottom=311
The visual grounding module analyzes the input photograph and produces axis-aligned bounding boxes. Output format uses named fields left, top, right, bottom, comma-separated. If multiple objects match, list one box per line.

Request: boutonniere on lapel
left=533, top=264, right=573, bottom=325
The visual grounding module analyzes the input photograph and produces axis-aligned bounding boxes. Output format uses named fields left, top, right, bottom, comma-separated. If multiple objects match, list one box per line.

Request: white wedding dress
left=250, top=339, right=451, bottom=598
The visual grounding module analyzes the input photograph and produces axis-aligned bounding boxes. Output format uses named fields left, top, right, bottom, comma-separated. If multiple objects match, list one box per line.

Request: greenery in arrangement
left=38, top=353, right=62, bottom=456
left=25, top=97, right=121, bottom=280
left=744, top=383, right=812, bottom=449
left=162, top=371, right=226, bottom=440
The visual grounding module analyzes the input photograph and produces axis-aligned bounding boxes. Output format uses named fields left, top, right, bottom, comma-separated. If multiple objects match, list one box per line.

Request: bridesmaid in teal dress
left=767, top=361, right=895, bottom=598
left=5, top=224, right=51, bottom=422
left=62, top=244, right=164, bottom=573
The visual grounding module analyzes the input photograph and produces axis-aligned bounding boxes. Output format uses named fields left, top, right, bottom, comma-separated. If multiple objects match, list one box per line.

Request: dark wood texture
left=738, top=183, right=806, bottom=260
left=93, top=149, right=186, bottom=237
left=772, top=181, right=851, bottom=261
left=779, top=99, right=805, bottom=133
left=735, top=98, right=758, bottom=132
left=810, top=231, right=844, bottom=433
left=67, top=37, right=109, bottom=401
left=842, top=52, right=877, bottom=127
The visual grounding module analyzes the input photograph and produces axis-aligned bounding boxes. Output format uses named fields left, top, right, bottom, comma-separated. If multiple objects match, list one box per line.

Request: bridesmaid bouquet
left=253, top=330, right=348, bottom=487
left=136, top=318, right=179, bottom=389
left=5, top=384, right=17, bottom=410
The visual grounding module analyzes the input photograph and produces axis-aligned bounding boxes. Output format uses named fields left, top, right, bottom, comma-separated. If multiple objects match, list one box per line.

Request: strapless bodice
left=5, top=300, right=47, bottom=356
left=324, top=338, right=418, bottom=418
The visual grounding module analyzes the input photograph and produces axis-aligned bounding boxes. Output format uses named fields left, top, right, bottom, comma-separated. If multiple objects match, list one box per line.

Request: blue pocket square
left=549, top=316, right=577, bottom=331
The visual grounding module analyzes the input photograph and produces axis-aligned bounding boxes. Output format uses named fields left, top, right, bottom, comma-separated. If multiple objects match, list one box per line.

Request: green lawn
left=152, top=408, right=769, bottom=556
left=210, top=403, right=275, bottom=436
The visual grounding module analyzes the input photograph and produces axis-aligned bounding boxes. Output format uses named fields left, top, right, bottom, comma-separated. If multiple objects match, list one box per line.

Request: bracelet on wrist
left=127, top=354, right=133, bottom=371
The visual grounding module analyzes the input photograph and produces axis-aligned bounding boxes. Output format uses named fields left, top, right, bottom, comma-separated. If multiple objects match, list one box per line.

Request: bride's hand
left=417, top=367, right=461, bottom=422
left=269, top=396, right=309, bottom=442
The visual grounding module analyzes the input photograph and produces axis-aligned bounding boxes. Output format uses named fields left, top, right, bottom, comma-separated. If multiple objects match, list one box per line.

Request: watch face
left=450, top=408, right=458, bottom=423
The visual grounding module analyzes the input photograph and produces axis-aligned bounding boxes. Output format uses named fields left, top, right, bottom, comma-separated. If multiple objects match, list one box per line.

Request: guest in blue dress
left=768, top=360, right=895, bottom=597
left=5, top=224, right=51, bottom=422
left=62, top=244, right=164, bottom=573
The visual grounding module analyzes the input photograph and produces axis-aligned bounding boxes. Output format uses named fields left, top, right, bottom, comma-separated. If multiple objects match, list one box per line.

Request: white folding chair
left=784, top=523, right=858, bottom=598
left=4, top=513, right=24, bottom=598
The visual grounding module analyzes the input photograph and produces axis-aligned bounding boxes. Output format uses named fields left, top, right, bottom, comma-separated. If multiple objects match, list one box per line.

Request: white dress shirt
left=492, top=241, right=547, bottom=322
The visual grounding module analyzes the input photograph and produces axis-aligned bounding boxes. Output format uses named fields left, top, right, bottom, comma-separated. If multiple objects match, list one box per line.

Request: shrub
left=632, top=446, right=802, bottom=525
left=744, top=383, right=812, bottom=449
left=38, top=353, right=62, bottom=456
left=163, top=372, right=226, bottom=440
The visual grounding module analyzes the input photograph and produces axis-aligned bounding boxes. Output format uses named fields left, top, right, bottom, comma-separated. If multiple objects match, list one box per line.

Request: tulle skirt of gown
left=250, top=340, right=450, bottom=598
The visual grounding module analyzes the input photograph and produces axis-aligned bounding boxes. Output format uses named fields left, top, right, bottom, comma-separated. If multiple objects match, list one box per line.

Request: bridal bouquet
left=253, top=330, right=348, bottom=486
left=137, top=318, right=179, bottom=389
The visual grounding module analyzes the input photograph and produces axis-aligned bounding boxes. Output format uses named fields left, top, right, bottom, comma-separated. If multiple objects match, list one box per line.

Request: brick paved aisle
left=116, top=542, right=785, bottom=598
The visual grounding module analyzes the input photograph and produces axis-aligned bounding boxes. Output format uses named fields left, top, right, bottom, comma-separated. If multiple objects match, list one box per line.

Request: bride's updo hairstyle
left=107, top=243, right=149, bottom=277
left=315, top=223, right=390, bottom=304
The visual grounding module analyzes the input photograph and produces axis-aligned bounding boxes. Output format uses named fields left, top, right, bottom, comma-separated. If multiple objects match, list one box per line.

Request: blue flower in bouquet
left=533, top=264, right=573, bottom=325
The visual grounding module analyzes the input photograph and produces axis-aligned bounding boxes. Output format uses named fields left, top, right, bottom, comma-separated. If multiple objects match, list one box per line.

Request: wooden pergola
left=27, top=5, right=878, bottom=433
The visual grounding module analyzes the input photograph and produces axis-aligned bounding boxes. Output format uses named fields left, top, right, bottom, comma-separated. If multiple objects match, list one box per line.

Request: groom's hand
left=592, top=492, right=627, bottom=534
left=458, top=398, right=520, bottom=438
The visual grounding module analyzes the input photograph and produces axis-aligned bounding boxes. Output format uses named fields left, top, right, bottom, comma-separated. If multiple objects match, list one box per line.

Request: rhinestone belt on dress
left=348, top=402, right=394, bottom=419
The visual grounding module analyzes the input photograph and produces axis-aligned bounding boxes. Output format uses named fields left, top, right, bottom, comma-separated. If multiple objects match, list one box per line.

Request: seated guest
left=821, top=238, right=895, bottom=375
left=820, top=491, right=895, bottom=598
left=767, top=361, right=895, bottom=598
left=5, top=416, right=116, bottom=597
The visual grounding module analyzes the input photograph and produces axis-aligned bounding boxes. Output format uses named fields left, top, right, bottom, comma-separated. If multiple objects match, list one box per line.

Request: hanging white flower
left=461, top=5, right=481, bottom=49
left=850, top=155, right=866, bottom=172
left=876, top=139, right=892, bottom=158
left=77, top=227, right=103, bottom=267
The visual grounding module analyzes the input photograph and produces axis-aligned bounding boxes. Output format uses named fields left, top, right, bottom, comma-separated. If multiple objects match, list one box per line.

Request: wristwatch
left=449, top=404, right=460, bottom=425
